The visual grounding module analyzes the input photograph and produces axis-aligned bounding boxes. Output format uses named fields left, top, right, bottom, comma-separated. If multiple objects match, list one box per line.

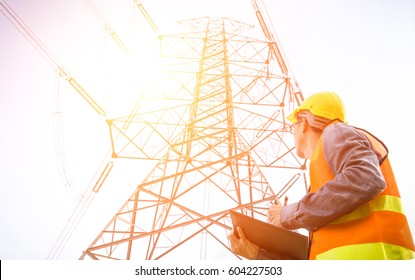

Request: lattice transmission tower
left=0, top=0, right=307, bottom=260
left=80, top=14, right=306, bottom=260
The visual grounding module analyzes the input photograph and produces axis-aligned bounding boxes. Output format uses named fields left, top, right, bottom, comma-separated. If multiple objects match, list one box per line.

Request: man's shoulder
left=322, top=122, right=369, bottom=146
left=323, top=122, right=357, bottom=135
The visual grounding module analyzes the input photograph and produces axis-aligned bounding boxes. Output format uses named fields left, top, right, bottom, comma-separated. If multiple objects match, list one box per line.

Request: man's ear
left=301, top=120, right=308, bottom=133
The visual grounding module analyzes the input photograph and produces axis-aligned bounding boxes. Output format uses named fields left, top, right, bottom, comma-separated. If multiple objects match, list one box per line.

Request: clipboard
left=230, top=210, right=309, bottom=260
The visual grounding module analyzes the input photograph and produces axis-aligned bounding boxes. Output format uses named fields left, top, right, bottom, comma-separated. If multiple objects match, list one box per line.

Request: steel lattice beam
left=81, top=17, right=306, bottom=260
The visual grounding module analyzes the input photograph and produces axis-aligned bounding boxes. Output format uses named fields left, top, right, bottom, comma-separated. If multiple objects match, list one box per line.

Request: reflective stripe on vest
left=330, top=195, right=403, bottom=225
left=316, top=242, right=415, bottom=260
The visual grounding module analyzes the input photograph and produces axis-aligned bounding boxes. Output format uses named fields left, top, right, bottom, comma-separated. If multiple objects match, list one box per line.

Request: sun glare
left=86, top=0, right=172, bottom=119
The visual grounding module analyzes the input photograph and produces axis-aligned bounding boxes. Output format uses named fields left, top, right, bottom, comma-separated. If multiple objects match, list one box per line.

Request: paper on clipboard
left=230, top=210, right=309, bottom=260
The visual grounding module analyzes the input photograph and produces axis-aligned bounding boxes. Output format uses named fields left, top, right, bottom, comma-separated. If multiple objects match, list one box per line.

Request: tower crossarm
left=251, top=0, right=303, bottom=105
left=134, top=0, right=159, bottom=34
left=251, top=0, right=287, bottom=75
left=84, top=0, right=131, bottom=57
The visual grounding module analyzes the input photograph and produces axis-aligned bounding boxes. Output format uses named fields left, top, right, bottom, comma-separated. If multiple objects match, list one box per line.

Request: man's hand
left=228, top=226, right=259, bottom=259
left=267, top=204, right=283, bottom=227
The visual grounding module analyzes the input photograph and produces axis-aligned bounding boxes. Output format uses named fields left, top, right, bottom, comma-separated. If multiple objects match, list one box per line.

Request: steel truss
left=80, top=16, right=306, bottom=260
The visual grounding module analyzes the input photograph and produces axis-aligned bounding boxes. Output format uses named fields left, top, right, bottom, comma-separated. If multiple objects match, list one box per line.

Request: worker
left=228, top=91, right=415, bottom=260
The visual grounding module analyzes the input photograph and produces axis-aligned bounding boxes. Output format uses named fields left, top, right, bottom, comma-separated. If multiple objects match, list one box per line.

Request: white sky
left=1, top=0, right=415, bottom=260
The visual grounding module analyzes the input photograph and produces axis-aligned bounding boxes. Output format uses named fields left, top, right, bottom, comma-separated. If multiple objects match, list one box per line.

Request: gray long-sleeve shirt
left=280, top=122, right=387, bottom=232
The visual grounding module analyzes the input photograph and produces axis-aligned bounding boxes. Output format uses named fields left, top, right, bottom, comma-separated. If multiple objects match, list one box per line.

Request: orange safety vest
left=308, top=126, right=415, bottom=260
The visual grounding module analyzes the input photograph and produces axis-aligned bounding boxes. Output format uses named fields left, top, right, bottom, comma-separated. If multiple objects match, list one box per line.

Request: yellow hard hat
left=287, top=91, right=346, bottom=124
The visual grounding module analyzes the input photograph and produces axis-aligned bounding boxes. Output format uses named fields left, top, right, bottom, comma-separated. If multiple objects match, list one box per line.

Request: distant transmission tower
left=80, top=15, right=306, bottom=260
